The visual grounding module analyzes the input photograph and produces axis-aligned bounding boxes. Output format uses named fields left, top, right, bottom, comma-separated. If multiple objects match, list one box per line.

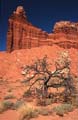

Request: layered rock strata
left=7, top=6, right=78, bottom=52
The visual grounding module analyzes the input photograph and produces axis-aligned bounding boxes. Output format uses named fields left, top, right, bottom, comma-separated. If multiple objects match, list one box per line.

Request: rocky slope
left=0, top=45, right=78, bottom=120
left=0, top=46, right=78, bottom=82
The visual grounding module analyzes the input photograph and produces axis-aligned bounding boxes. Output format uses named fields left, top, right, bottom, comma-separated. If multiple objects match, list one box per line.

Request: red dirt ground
left=0, top=45, right=78, bottom=120
left=0, top=109, right=78, bottom=120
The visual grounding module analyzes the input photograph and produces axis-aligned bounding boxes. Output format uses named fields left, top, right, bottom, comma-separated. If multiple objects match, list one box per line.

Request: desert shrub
left=18, top=103, right=38, bottom=120
left=4, top=94, right=16, bottom=100
left=13, top=100, right=25, bottom=110
left=23, top=90, right=32, bottom=98
left=2, top=100, right=14, bottom=109
left=38, top=108, right=52, bottom=116
left=37, top=98, right=52, bottom=106
left=36, top=98, right=47, bottom=106
left=45, top=98, right=52, bottom=105
left=22, top=52, right=75, bottom=104
left=0, top=100, right=14, bottom=113
left=53, top=103, right=74, bottom=116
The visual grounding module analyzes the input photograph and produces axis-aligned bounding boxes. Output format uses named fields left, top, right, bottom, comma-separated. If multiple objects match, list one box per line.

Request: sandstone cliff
left=7, top=6, right=78, bottom=52
left=53, top=21, right=78, bottom=34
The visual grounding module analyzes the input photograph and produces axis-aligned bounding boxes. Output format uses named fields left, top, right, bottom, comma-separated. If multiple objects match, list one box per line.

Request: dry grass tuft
left=53, top=103, right=74, bottom=117
left=0, top=100, right=14, bottom=113
left=18, top=103, right=38, bottom=120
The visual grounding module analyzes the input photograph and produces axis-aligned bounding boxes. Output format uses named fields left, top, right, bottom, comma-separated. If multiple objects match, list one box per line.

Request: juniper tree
left=21, top=51, right=75, bottom=102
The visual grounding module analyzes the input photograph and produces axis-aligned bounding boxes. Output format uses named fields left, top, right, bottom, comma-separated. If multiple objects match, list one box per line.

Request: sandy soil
left=0, top=45, right=78, bottom=120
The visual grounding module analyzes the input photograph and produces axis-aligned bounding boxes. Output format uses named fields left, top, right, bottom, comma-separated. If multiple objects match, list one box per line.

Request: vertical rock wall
left=6, top=6, right=78, bottom=52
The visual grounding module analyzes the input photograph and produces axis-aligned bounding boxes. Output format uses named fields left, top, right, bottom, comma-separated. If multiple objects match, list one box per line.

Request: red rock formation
left=7, top=6, right=78, bottom=52
left=52, top=21, right=78, bottom=48
left=53, top=21, right=78, bottom=34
